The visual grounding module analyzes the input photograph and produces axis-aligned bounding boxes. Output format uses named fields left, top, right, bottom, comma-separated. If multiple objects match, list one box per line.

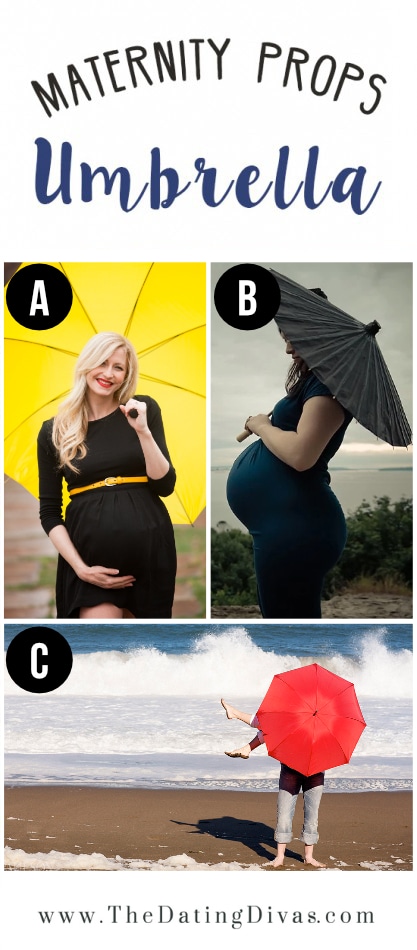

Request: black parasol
left=270, top=269, right=412, bottom=448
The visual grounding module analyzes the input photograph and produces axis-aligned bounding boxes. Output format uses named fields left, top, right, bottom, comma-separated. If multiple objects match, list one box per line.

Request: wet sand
left=4, top=786, right=412, bottom=871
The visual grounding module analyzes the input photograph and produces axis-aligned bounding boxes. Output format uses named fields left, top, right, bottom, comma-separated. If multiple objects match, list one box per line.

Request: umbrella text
left=34, top=139, right=382, bottom=215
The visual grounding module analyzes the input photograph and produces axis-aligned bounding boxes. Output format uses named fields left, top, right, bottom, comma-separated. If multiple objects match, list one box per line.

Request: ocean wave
left=4, top=627, right=412, bottom=698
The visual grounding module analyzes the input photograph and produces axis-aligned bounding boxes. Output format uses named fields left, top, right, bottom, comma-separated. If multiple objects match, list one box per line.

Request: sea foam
left=4, top=627, right=412, bottom=698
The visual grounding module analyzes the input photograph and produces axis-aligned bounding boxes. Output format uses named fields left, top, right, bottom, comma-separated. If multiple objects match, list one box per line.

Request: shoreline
left=4, top=786, right=412, bottom=871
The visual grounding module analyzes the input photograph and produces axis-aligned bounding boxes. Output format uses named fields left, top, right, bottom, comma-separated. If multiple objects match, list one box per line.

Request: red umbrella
left=255, top=663, right=366, bottom=776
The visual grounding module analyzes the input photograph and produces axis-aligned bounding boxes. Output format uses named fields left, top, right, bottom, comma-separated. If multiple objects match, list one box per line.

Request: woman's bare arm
left=245, top=396, right=345, bottom=472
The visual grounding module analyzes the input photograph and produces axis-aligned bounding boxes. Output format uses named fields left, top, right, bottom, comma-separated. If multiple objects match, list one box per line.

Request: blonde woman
left=37, top=332, right=177, bottom=619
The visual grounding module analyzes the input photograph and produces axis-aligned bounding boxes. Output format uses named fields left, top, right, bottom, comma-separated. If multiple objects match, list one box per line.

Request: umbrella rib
left=6, top=392, right=71, bottom=438
left=120, top=268, right=206, bottom=347
left=135, top=324, right=206, bottom=360
left=306, top=711, right=365, bottom=774
left=5, top=338, right=81, bottom=359
left=59, top=263, right=99, bottom=335
left=172, top=490, right=193, bottom=524
left=139, top=373, right=205, bottom=399
left=123, top=263, right=154, bottom=337
left=316, top=683, right=360, bottom=714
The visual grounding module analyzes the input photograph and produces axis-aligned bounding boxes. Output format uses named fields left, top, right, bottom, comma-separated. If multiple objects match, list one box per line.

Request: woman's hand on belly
left=77, top=565, right=136, bottom=588
left=48, top=525, right=136, bottom=587
left=244, top=413, right=271, bottom=436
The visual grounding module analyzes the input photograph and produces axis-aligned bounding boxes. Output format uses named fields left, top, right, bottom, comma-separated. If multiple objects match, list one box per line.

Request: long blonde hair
left=52, top=332, right=138, bottom=472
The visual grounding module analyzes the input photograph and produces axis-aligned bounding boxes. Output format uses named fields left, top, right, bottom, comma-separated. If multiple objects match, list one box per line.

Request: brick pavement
left=4, top=478, right=205, bottom=620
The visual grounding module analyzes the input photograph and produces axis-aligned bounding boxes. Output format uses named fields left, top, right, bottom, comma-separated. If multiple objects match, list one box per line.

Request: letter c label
left=31, top=642, right=49, bottom=679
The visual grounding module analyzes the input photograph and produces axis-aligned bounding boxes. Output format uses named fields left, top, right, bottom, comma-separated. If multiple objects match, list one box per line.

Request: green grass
left=173, top=525, right=205, bottom=555
left=6, top=556, right=57, bottom=591
left=191, top=579, right=206, bottom=616
left=38, top=556, right=58, bottom=588
left=173, top=525, right=206, bottom=616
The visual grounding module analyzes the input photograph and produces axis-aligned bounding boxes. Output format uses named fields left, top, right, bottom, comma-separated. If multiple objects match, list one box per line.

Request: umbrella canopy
left=256, top=663, right=366, bottom=776
left=4, top=262, right=206, bottom=524
left=270, top=268, right=411, bottom=447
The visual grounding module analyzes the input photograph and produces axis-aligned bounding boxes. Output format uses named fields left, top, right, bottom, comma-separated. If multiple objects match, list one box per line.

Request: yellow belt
left=69, top=476, right=148, bottom=496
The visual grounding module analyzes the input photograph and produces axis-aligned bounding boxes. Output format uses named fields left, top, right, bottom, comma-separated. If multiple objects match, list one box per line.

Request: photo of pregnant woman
left=211, top=263, right=412, bottom=620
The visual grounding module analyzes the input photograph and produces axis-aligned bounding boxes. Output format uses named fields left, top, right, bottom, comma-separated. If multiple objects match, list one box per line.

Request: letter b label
left=239, top=280, right=257, bottom=315
left=214, top=264, right=281, bottom=330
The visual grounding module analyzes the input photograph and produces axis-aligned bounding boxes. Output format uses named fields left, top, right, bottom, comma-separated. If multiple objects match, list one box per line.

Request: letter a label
left=30, top=279, right=50, bottom=316
left=6, top=263, right=73, bottom=330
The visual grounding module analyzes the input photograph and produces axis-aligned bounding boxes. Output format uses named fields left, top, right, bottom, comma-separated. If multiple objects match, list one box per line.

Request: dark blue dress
left=226, top=374, right=352, bottom=618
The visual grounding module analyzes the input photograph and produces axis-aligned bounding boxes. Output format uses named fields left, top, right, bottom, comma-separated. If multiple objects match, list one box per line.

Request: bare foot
left=221, top=699, right=238, bottom=719
left=303, top=844, right=326, bottom=867
left=224, top=744, right=251, bottom=759
left=267, top=857, right=285, bottom=868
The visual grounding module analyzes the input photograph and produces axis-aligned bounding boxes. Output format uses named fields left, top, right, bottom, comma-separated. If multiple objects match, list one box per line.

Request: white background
left=1, top=0, right=414, bottom=944
left=1, top=0, right=414, bottom=260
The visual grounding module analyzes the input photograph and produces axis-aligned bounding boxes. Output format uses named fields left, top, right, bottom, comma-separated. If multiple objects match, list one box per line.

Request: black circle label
left=6, top=627, right=73, bottom=693
left=214, top=264, right=281, bottom=330
left=6, top=264, right=73, bottom=331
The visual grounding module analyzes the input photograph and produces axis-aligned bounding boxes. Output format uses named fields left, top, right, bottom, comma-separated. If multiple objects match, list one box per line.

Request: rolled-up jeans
left=275, top=764, right=325, bottom=845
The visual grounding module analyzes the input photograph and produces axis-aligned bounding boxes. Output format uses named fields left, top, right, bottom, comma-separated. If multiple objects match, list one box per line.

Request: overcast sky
left=211, top=262, right=412, bottom=470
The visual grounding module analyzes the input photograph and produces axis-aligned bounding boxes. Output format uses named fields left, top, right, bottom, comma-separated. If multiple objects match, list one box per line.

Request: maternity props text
left=31, top=36, right=386, bottom=216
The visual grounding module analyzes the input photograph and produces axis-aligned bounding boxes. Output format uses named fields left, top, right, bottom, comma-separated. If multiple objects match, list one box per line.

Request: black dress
left=37, top=396, right=177, bottom=618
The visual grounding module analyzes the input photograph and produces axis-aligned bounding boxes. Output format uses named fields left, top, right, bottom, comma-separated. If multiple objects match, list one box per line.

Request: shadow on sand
left=171, top=815, right=303, bottom=863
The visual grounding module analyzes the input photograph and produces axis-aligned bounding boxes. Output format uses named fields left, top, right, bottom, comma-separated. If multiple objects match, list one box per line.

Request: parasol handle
left=236, top=428, right=251, bottom=443
left=236, top=411, right=273, bottom=443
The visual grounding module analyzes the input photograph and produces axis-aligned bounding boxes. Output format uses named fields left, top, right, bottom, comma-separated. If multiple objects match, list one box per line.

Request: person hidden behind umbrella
left=37, top=331, right=177, bottom=619
left=221, top=699, right=326, bottom=869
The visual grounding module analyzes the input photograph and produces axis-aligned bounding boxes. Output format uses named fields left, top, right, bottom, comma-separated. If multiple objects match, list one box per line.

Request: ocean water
left=211, top=467, right=412, bottom=529
left=4, top=623, right=412, bottom=793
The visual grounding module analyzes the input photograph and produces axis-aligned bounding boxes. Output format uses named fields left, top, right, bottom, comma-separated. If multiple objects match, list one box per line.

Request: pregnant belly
left=227, top=441, right=296, bottom=520
left=65, top=487, right=170, bottom=573
left=227, top=441, right=340, bottom=539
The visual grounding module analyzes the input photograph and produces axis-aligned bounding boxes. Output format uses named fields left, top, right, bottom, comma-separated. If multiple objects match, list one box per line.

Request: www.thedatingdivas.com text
left=38, top=904, right=375, bottom=928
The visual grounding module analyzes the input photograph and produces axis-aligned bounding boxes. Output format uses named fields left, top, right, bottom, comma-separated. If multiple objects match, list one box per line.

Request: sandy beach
left=4, top=786, right=412, bottom=871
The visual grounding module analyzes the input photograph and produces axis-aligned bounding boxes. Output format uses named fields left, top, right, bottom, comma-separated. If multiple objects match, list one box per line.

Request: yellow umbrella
left=4, top=262, right=206, bottom=524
